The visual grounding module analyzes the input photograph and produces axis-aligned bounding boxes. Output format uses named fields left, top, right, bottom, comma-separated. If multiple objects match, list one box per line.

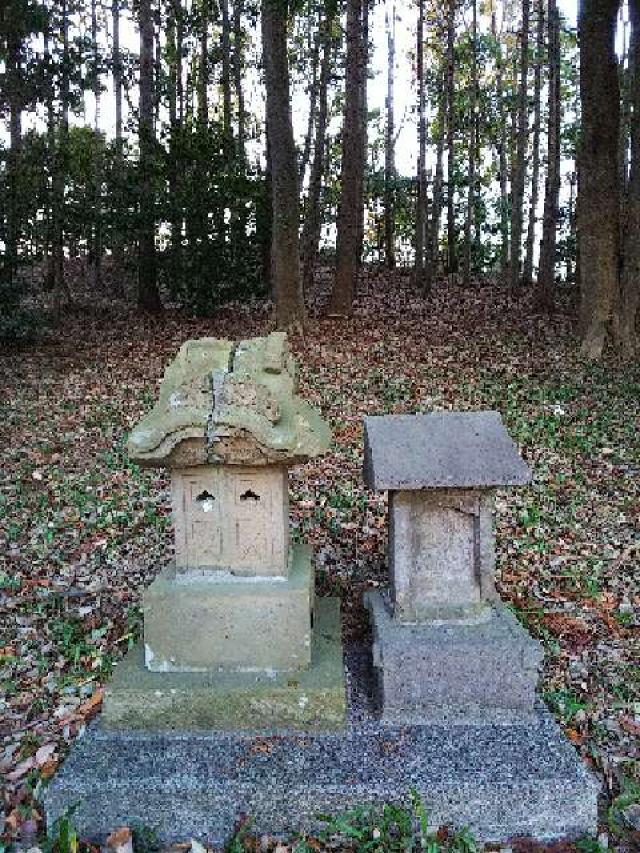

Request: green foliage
left=45, top=807, right=79, bottom=853
left=316, top=790, right=478, bottom=852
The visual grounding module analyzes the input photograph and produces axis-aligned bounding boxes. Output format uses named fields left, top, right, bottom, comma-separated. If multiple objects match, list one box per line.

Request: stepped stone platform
left=44, top=645, right=600, bottom=846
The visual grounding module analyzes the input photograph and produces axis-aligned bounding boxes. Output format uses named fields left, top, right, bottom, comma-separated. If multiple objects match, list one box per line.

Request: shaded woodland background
left=0, top=0, right=638, bottom=359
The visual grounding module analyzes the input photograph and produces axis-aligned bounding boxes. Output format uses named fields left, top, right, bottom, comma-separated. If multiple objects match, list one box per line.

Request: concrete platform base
left=45, top=645, right=600, bottom=846
left=366, top=591, right=543, bottom=724
left=102, top=598, right=346, bottom=731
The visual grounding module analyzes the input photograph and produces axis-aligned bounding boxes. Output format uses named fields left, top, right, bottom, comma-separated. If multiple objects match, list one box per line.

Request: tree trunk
left=44, top=21, right=56, bottom=291
left=112, top=0, right=125, bottom=286
left=53, top=0, right=73, bottom=316
left=415, top=0, right=427, bottom=288
left=5, top=3, right=22, bottom=287
left=299, top=20, right=321, bottom=192
left=446, top=0, right=457, bottom=276
left=536, top=0, right=561, bottom=311
left=91, top=0, right=103, bottom=290
left=261, top=0, right=305, bottom=328
left=233, top=0, right=246, bottom=158
left=613, top=0, right=640, bottom=356
left=355, top=0, right=369, bottom=265
left=578, top=0, right=620, bottom=358
left=524, top=0, right=544, bottom=286
left=509, top=0, right=530, bottom=290
left=301, top=4, right=335, bottom=292
left=198, top=0, right=209, bottom=126
left=221, top=0, right=234, bottom=156
left=138, top=0, right=162, bottom=312
left=330, top=0, right=364, bottom=315
left=427, top=61, right=446, bottom=290
left=463, top=0, right=478, bottom=287
left=384, top=0, right=396, bottom=269
left=492, top=4, right=509, bottom=280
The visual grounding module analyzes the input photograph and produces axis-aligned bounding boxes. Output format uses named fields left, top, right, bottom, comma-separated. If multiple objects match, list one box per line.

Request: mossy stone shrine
left=103, top=332, right=346, bottom=729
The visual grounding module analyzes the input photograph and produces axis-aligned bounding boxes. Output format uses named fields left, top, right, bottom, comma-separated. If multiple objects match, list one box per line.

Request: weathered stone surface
left=45, top=646, right=599, bottom=845
left=128, top=333, right=332, bottom=468
left=365, top=592, right=543, bottom=723
left=389, top=489, right=497, bottom=621
left=364, top=411, right=531, bottom=491
left=102, top=598, right=345, bottom=730
left=142, top=545, right=314, bottom=673
left=172, top=466, right=289, bottom=575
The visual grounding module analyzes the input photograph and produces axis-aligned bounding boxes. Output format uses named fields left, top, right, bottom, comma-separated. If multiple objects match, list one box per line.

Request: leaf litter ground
left=1, top=269, right=638, bottom=851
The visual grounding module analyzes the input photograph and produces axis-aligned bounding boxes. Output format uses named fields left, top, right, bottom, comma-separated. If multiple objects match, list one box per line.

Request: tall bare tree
left=463, top=0, right=478, bottom=287
left=445, top=0, right=457, bottom=275
left=261, top=0, right=305, bottom=327
left=578, top=0, right=620, bottom=358
left=232, top=0, right=246, bottom=158
left=537, top=0, right=560, bottom=311
left=614, top=0, right=640, bottom=356
left=524, top=0, right=544, bottom=286
left=90, top=0, right=103, bottom=289
left=138, top=0, right=162, bottom=312
left=414, top=0, right=428, bottom=288
left=301, top=3, right=336, bottom=292
left=509, top=0, right=530, bottom=290
left=384, top=0, right=396, bottom=269
left=330, top=0, right=364, bottom=315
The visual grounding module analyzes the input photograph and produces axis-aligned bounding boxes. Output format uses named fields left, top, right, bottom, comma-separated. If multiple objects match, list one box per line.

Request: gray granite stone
left=363, top=411, right=532, bottom=491
left=365, top=592, right=543, bottom=723
left=43, top=646, right=599, bottom=846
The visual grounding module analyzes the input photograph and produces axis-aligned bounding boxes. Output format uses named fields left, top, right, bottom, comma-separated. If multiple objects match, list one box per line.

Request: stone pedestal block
left=102, top=598, right=345, bottom=731
left=365, top=592, right=543, bottom=723
left=143, top=545, right=314, bottom=673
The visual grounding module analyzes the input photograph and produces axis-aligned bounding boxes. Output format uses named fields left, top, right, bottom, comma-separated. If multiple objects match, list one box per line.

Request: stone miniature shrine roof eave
left=363, top=411, right=532, bottom=492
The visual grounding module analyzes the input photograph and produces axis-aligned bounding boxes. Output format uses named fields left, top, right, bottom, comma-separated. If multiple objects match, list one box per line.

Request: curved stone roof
left=127, top=333, right=332, bottom=468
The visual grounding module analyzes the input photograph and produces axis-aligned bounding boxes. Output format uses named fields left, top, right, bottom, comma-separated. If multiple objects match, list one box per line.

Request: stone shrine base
left=102, top=599, right=345, bottom=731
left=45, top=646, right=599, bottom=846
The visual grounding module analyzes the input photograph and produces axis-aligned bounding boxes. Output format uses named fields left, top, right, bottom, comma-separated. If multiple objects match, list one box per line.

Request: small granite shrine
left=102, top=333, right=346, bottom=730
left=45, top=348, right=599, bottom=846
left=363, top=411, right=542, bottom=723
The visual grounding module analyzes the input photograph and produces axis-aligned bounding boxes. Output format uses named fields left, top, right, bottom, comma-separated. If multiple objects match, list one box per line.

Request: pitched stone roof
left=128, top=333, right=332, bottom=467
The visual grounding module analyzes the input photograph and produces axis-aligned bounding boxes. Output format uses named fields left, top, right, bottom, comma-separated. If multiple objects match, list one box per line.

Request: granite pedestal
left=44, top=647, right=600, bottom=846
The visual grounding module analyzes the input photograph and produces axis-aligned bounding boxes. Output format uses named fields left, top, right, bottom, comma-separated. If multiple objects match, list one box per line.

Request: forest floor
left=1, top=267, right=639, bottom=852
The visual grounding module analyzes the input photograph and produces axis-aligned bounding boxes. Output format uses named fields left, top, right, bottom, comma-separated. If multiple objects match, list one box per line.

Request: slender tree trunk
left=91, top=0, right=102, bottom=290
left=493, top=6, right=509, bottom=280
left=614, top=0, right=640, bottom=356
left=619, top=4, right=631, bottom=208
left=384, top=1, right=396, bottom=269
left=233, top=0, right=246, bottom=158
left=356, top=0, right=369, bottom=265
left=578, top=0, right=620, bottom=358
left=509, top=0, right=530, bottom=290
left=138, top=0, right=162, bottom=312
left=446, top=0, right=457, bottom=275
left=167, top=1, right=184, bottom=299
left=53, top=0, right=73, bottom=316
left=302, top=5, right=335, bottom=292
left=427, top=62, right=446, bottom=290
left=537, top=0, right=561, bottom=311
left=524, top=0, right=544, bottom=286
left=221, top=0, right=234, bottom=157
left=330, top=0, right=364, bottom=315
left=261, top=0, right=305, bottom=327
left=299, top=20, right=321, bottom=191
left=415, top=0, right=427, bottom=288
left=112, top=0, right=125, bottom=287
left=5, top=4, right=22, bottom=287
left=463, top=0, right=478, bottom=287
left=198, top=0, right=209, bottom=126
left=44, top=22, right=56, bottom=291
